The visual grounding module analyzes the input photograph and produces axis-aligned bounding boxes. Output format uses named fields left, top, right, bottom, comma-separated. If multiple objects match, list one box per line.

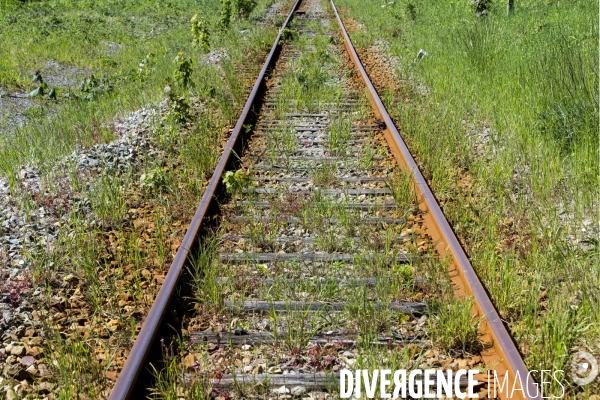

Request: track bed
left=156, top=1, right=486, bottom=398
left=110, top=0, right=538, bottom=399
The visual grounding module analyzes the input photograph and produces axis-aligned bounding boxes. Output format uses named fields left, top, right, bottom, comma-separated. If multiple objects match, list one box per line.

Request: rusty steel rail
left=329, top=1, right=539, bottom=399
left=108, top=1, right=301, bottom=398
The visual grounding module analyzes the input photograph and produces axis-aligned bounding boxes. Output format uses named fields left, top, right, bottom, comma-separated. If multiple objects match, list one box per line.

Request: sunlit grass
left=336, top=0, right=598, bottom=396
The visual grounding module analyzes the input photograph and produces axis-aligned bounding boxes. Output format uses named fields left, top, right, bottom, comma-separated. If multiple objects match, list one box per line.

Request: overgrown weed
left=337, top=0, right=598, bottom=395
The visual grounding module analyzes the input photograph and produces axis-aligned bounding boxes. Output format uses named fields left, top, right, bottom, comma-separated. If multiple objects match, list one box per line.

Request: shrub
left=233, top=0, right=257, bottom=18
left=173, top=51, right=193, bottom=89
left=471, top=0, right=492, bottom=17
left=222, top=169, right=250, bottom=197
left=140, top=167, right=170, bottom=193
left=164, top=84, right=192, bottom=125
left=219, top=0, right=232, bottom=31
left=190, top=14, right=210, bottom=51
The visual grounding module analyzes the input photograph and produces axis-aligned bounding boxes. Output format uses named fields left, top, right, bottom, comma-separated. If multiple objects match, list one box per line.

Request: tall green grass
left=336, top=0, right=598, bottom=397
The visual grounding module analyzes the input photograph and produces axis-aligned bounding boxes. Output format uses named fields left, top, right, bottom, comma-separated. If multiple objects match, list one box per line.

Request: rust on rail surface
left=108, top=1, right=302, bottom=398
left=329, top=1, right=538, bottom=399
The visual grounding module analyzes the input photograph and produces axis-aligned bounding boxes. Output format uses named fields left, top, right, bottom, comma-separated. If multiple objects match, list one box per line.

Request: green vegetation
left=428, top=297, right=483, bottom=356
left=337, top=0, right=598, bottom=396
left=151, top=9, right=482, bottom=397
left=223, top=169, right=252, bottom=197
left=0, top=0, right=287, bottom=397
left=190, top=14, right=210, bottom=51
left=2, top=0, right=595, bottom=397
left=0, top=0, right=282, bottom=178
left=220, top=0, right=233, bottom=31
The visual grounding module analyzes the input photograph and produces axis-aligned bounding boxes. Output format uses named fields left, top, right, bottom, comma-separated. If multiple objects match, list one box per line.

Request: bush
left=234, top=0, right=257, bottom=18
left=219, top=0, right=232, bottom=31
left=173, top=51, right=193, bottom=89
left=140, top=167, right=170, bottom=193
left=471, top=0, right=492, bottom=17
left=190, top=14, right=210, bottom=51
left=222, top=169, right=250, bottom=197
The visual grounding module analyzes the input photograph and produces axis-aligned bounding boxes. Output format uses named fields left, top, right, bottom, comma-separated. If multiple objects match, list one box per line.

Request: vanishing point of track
left=110, top=1, right=539, bottom=399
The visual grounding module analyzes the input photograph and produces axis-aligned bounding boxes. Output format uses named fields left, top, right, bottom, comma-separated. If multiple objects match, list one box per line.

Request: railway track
left=110, top=0, right=539, bottom=398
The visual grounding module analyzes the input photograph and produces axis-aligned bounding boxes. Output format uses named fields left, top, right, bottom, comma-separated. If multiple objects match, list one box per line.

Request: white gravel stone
left=291, top=386, right=307, bottom=396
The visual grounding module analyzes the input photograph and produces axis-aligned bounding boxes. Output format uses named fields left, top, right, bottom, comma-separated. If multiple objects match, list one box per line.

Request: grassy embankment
left=0, top=0, right=288, bottom=397
left=336, top=0, right=598, bottom=397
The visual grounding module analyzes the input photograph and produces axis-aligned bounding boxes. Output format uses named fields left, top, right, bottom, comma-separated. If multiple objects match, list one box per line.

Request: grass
left=387, top=169, right=417, bottom=218
left=0, top=0, right=281, bottom=178
left=428, top=297, right=483, bottom=357
left=336, top=0, right=598, bottom=396
left=0, top=0, right=289, bottom=398
left=328, top=115, right=352, bottom=155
